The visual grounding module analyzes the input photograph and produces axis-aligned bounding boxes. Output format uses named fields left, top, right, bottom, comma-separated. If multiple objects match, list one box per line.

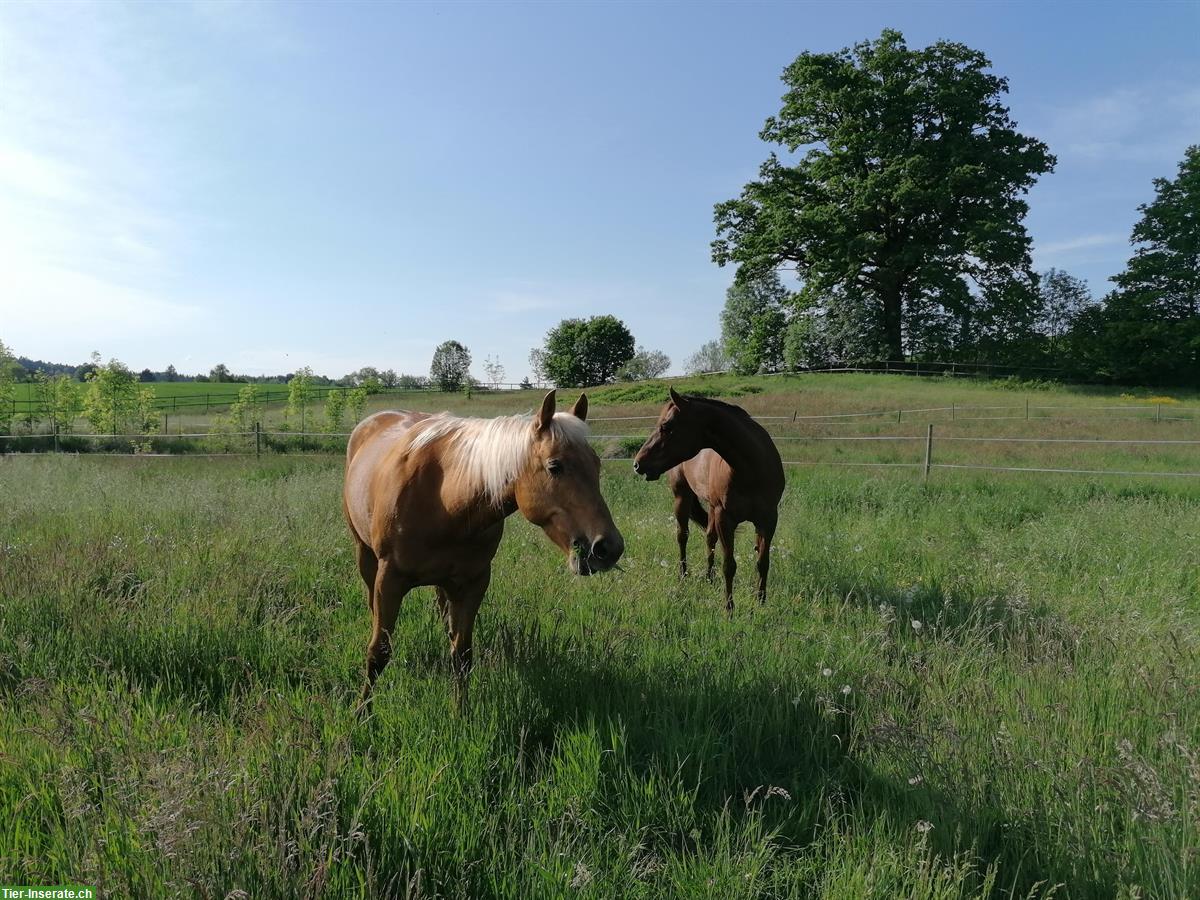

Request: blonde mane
left=408, top=411, right=590, bottom=506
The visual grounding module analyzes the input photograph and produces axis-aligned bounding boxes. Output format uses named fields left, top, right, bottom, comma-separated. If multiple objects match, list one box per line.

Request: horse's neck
left=700, top=406, right=760, bottom=474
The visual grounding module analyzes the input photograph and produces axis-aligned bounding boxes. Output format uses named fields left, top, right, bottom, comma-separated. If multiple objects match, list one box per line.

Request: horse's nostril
left=632, top=460, right=641, bottom=473
left=591, top=538, right=609, bottom=560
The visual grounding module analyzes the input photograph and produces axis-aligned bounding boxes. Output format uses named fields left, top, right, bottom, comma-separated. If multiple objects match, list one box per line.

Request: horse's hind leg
left=713, top=509, right=737, bottom=613
left=360, top=559, right=410, bottom=708
left=754, top=514, right=777, bottom=605
left=703, top=502, right=721, bottom=583
left=435, top=587, right=451, bottom=634
left=354, top=536, right=378, bottom=611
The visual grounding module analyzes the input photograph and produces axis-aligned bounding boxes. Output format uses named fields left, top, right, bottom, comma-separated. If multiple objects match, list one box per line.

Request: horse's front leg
left=443, top=569, right=490, bottom=714
left=673, top=492, right=692, bottom=578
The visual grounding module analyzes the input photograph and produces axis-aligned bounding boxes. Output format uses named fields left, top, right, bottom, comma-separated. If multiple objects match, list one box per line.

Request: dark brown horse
left=632, top=388, right=784, bottom=611
left=344, top=390, right=623, bottom=707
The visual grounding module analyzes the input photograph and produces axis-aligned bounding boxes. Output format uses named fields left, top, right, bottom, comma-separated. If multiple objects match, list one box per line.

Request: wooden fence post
left=1156, top=404, right=1161, bottom=423
left=923, top=424, right=934, bottom=483
left=1025, top=399, right=1030, bottom=420
left=255, top=421, right=261, bottom=458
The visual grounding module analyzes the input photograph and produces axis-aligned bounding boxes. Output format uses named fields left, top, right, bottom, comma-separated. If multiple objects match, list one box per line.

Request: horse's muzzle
left=632, top=459, right=661, bottom=481
left=570, top=534, right=624, bottom=576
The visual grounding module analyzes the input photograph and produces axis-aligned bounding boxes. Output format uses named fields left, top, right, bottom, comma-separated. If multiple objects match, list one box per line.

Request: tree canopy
left=430, top=340, right=472, bottom=392
left=1067, top=147, right=1199, bottom=385
left=712, top=29, right=1055, bottom=361
left=540, top=316, right=635, bottom=387
left=0, top=339, right=15, bottom=433
left=683, top=340, right=730, bottom=375
left=720, top=271, right=788, bottom=374
left=617, top=346, right=671, bottom=381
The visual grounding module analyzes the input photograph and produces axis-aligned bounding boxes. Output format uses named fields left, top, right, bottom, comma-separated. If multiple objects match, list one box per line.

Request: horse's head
left=632, top=388, right=705, bottom=481
left=515, top=390, right=624, bottom=576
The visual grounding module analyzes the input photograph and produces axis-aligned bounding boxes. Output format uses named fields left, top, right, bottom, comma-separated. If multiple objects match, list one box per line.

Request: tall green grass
left=0, top=456, right=1196, bottom=897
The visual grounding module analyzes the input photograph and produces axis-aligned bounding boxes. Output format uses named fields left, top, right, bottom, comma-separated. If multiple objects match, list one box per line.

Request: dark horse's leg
left=443, top=569, right=490, bottom=713
left=359, top=558, right=411, bottom=708
left=669, top=473, right=705, bottom=578
left=705, top=522, right=719, bottom=582
left=354, top=536, right=378, bottom=611
left=435, top=587, right=451, bottom=634
left=754, top=513, right=777, bottom=605
left=710, top=507, right=737, bottom=613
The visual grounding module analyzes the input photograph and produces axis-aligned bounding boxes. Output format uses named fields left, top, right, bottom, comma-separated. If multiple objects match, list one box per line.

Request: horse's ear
left=535, top=389, right=557, bottom=431
left=570, top=393, right=588, bottom=422
left=669, top=387, right=687, bottom=407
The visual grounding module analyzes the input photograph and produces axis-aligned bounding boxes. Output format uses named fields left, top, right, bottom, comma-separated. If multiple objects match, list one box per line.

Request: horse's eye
left=547, top=459, right=563, bottom=475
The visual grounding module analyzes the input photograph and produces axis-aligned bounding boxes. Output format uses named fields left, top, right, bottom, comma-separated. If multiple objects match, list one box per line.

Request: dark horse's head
left=632, top=388, right=707, bottom=481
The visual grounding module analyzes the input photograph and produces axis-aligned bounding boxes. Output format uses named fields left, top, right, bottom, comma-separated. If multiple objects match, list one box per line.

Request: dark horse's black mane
left=682, top=394, right=754, bottom=419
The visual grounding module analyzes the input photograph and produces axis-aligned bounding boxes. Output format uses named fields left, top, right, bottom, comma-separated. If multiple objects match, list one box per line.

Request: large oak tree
left=712, top=30, right=1054, bottom=361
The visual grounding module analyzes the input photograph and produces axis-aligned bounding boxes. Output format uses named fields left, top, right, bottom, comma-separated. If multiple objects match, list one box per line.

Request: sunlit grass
left=1, top=453, right=1196, bottom=897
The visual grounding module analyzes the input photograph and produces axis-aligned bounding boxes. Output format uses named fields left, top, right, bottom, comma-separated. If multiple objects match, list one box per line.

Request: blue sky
left=1, top=0, right=1197, bottom=381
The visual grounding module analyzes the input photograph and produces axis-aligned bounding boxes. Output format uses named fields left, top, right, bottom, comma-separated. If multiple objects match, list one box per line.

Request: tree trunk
left=880, top=283, right=904, bottom=361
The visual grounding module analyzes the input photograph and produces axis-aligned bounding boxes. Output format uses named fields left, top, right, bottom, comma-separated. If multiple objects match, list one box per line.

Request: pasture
left=1, top=378, right=1198, bottom=898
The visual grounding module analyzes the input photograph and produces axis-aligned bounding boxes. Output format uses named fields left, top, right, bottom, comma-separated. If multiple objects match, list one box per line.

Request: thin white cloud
left=1036, top=233, right=1127, bottom=255
left=489, top=290, right=567, bottom=314
left=1045, top=82, right=1200, bottom=163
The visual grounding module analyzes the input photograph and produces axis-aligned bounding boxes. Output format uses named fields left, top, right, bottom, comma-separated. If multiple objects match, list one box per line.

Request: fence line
left=586, top=404, right=1198, bottom=423
left=5, top=426, right=1198, bottom=482
left=930, top=463, right=1200, bottom=478
left=11, top=429, right=1196, bottom=446
left=8, top=399, right=1197, bottom=428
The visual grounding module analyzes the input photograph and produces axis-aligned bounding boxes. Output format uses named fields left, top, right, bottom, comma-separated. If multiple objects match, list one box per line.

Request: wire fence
left=3, top=409, right=1197, bottom=481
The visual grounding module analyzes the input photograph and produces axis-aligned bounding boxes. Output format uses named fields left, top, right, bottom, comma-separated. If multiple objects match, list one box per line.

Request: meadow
left=1, top=376, right=1198, bottom=898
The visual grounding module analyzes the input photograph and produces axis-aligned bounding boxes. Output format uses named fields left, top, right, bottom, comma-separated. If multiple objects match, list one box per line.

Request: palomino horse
left=632, top=388, right=784, bottom=612
left=344, top=390, right=623, bottom=707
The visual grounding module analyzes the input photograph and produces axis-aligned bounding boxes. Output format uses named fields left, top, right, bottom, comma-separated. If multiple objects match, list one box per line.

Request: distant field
left=5, top=375, right=1199, bottom=480
left=11, top=371, right=1200, bottom=412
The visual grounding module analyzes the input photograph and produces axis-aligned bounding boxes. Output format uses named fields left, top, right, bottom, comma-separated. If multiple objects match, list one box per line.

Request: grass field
left=2, top=376, right=1200, bottom=897
left=1, top=378, right=1198, bottom=897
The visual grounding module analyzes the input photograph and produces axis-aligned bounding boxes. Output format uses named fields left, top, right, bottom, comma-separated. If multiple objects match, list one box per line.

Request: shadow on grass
left=385, top=608, right=1108, bottom=898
